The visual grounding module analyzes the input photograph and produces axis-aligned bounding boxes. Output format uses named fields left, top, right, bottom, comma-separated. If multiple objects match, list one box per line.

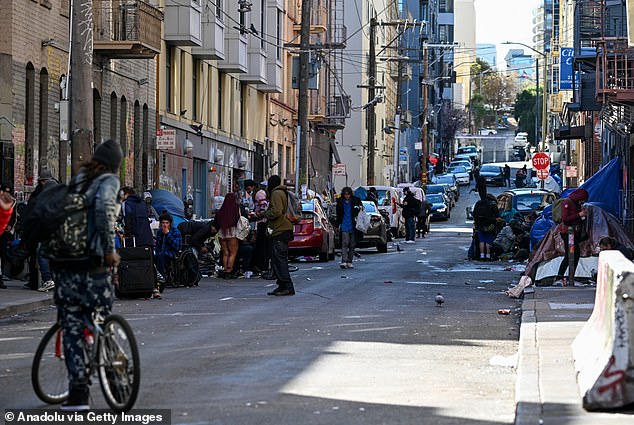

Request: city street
left=0, top=183, right=524, bottom=425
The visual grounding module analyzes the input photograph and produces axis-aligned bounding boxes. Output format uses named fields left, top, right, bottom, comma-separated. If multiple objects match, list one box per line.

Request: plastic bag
left=355, top=207, right=371, bottom=233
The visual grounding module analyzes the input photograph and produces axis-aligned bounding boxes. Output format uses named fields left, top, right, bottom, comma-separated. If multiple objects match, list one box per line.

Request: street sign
left=156, top=129, right=176, bottom=150
left=415, top=142, right=422, bottom=150
left=536, top=168, right=549, bottom=180
left=332, top=163, right=346, bottom=176
left=566, top=165, right=578, bottom=177
left=532, top=152, right=550, bottom=170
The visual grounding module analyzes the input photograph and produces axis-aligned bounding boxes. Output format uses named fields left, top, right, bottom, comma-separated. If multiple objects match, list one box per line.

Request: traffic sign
left=532, top=152, right=550, bottom=170
left=536, top=168, right=549, bottom=180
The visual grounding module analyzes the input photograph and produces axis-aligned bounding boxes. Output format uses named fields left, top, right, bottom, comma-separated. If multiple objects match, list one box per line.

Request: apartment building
left=0, top=0, right=162, bottom=197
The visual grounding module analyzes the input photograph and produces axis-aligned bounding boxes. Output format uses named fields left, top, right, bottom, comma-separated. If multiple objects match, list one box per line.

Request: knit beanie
left=93, top=139, right=123, bottom=172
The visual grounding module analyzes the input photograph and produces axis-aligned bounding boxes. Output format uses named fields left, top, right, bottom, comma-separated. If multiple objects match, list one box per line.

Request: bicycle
left=31, top=309, right=140, bottom=412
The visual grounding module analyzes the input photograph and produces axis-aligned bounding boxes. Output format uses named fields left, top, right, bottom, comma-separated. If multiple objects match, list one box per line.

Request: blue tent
left=149, top=189, right=188, bottom=227
left=577, top=157, right=622, bottom=219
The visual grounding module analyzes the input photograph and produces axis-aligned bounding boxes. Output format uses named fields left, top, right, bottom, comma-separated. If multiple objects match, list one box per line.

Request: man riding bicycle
left=51, top=139, right=123, bottom=411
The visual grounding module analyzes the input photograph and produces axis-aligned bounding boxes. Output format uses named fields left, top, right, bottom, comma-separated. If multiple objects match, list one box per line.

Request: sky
left=474, top=0, right=542, bottom=67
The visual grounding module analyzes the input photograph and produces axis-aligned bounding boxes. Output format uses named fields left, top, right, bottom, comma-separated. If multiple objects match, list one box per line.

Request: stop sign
left=532, top=152, right=550, bottom=170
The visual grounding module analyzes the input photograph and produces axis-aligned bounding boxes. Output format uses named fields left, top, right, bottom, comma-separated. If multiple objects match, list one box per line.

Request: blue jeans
left=405, top=217, right=416, bottom=241
left=37, top=249, right=52, bottom=282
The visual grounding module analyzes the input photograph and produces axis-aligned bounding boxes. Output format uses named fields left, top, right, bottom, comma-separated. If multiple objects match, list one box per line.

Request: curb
left=0, top=299, right=54, bottom=319
left=514, top=296, right=542, bottom=425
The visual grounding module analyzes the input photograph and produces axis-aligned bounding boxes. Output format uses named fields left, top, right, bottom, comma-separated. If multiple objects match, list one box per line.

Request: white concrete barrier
left=571, top=251, right=634, bottom=410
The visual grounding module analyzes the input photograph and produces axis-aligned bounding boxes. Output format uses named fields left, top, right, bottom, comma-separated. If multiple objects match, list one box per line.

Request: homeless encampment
left=524, top=203, right=634, bottom=283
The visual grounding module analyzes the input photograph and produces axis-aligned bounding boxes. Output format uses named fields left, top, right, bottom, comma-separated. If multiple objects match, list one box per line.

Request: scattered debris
left=384, top=280, right=393, bottom=284
left=498, top=309, right=511, bottom=315
left=435, top=293, right=445, bottom=307
left=479, top=279, right=494, bottom=283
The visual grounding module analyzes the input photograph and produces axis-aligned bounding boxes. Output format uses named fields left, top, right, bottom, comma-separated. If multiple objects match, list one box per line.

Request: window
left=218, top=72, right=223, bottom=129
left=277, top=144, right=283, bottom=176
left=165, top=47, right=172, bottom=113
left=260, top=0, right=265, bottom=49
left=285, top=146, right=291, bottom=176
left=142, top=104, right=149, bottom=187
left=438, top=25, right=453, bottom=44
left=276, top=9, right=282, bottom=60
left=134, top=101, right=141, bottom=187
left=215, top=0, right=223, bottom=21
left=192, top=59, right=198, bottom=121
left=25, top=63, right=35, bottom=185
left=120, top=96, right=127, bottom=159
left=93, top=88, right=101, bottom=144
left=240, top=83, right=247, bottom=137
left=110, top=92, right=117, bottom=139
left=180, top=51, right=186, bottom=114
left=39, top=69, right=49, bottom=170
left=439, top=0, right=453, bottom=13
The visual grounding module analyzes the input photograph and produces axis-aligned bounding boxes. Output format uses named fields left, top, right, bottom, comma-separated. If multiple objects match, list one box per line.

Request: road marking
left=0, top=353, right=32, bottom=360
left=406, top=281, right=448, bottom=285
left=0, top=337, right=33, bottom=342
left=347, top=326, right=404, bottom=333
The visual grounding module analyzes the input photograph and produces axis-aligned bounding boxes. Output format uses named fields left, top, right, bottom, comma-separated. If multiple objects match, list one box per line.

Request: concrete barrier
left=571, top=251, right=634, bottom=410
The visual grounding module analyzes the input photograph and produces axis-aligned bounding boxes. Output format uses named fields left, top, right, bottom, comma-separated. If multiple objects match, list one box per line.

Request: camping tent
left=524, top=204, right=634, bottom=282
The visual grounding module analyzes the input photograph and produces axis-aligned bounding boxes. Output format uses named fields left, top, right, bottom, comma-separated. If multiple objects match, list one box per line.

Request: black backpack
left=473, top=199, right=496, bottom=225
left=22, top=177, right=99, bottom=262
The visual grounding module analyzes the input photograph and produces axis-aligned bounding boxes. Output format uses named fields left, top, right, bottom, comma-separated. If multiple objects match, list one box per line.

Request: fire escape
left=315, top=0, right=350, bottom=131
left=93, top=0, right=163, bottom=59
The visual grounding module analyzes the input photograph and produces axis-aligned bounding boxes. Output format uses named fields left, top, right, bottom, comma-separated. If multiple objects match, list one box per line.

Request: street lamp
left=503, top=41, right=548, bottom=153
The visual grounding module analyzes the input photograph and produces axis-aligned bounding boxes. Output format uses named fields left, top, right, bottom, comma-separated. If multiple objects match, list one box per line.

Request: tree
left=440, top=105, right=467, bottom=160
left=468, top=59, right=514, bottom=128
left=514, top=88, right=539, bottom=145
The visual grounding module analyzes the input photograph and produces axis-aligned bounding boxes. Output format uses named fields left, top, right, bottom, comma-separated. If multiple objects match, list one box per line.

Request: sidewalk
left=516, top=286, right=633, bottom=425
left=0, top=278, right=53, bottom=318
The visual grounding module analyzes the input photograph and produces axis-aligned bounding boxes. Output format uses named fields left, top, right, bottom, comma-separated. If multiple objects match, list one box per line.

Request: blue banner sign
left=560, top=48, right=574, bottom=90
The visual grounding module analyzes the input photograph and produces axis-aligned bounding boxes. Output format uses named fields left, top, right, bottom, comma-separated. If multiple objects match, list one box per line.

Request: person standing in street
left=51, top=139, right=123, bottom=410
left=215, top=193, right=241, bottom=279
left=555, top=188, right=588, bottom=284
left=26, top=169, right=57, bottom=292
left=263, top=175, right=295, bottom=296
left=473, top=193, right=500, bottom=260
left=504, top=164, right=511, bottom=187
left=400, top=188, right=421, bottom=243
left=336, top=187, right=362, bottom=269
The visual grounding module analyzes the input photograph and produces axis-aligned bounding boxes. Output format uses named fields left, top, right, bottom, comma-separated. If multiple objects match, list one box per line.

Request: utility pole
left=420, top=46, right=428, bottom=185
left=70, top=0, right=94, bottom=175
left=296, top=0, right=312, bottom=195
left=393, top=57, right=402, bottom=184
left=367, top=17, right=377, bottom=186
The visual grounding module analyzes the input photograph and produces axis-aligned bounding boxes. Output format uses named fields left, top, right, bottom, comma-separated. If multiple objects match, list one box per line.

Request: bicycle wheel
left=31, top=323, right=69, bottom=404
left=97, top=315, right=140, bottom=412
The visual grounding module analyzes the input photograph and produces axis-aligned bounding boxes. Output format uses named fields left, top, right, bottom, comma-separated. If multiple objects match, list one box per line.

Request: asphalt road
left=0, top=181, right=523, bottom=425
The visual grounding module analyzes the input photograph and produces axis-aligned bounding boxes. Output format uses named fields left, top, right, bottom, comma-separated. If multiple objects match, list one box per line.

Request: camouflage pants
left=53, top=270, right=113, bottom=383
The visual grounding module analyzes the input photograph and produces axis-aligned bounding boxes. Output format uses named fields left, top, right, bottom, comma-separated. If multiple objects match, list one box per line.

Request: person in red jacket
left=556, top=188, right=588, bottom=284
left=0, top=191, right=14, bottom=235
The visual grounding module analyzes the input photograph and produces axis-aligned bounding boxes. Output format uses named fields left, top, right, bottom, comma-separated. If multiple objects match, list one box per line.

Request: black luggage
left=116, top=239, right=156, bottom=299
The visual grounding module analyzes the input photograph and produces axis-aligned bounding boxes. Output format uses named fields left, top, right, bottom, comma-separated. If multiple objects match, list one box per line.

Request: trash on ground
left=479, top=279, right=494, bottom=283
left=498, top=309, right=511, bottom=315
left=384, top=280, right=393, bottom=284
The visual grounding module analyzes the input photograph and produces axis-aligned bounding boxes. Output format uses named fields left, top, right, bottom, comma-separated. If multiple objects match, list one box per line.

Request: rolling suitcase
left=116, top=237, right=156, bottom=299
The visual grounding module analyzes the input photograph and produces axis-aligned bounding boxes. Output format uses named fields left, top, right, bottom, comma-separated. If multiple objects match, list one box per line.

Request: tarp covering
left=524, top=204, right=634, bottom=281
left=577, top=157, right=622, bottom=219
left=149, top=189, right=188, bottom=227
left=530, top=204, right=554, bottom=249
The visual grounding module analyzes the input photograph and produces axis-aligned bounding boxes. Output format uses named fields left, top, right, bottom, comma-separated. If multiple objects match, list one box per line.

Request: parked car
left=454, top=153, right=476, bottom=166
left=478, top=128, right=498, bottom=135
left=356, top=201, right=389, bottom=253
left=496, top=189, right=558, bottom=217
left=449, top=160, right=473, bottom=179
left=514, top=132, right=528, bottom=143
left=479, top=164, right=505, bottom=186
left=446, top=165, right=470, bottom=186
left=289, top=199, right=335, bottom=262
left=456, top=145, right=479, bottom=162
left=427, top=194, right=450, bottom=221
left=431, top=174, right=459, bottom=200
left=424, top=183, right=454, bottom=208
left=360, top=185, right=405, bottom=237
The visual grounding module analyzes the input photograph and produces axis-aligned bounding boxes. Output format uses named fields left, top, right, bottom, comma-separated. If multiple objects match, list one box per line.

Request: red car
left=289, top=199, right=336, bottom=262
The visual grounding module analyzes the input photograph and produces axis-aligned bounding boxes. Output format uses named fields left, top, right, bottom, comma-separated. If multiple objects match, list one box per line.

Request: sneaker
left=61, top=382, right=90, bottom=411
left=340, top=263, right=347, bottom=269
left=38, top=280, right=55, bottom=292
left=152, top=289, right=162, bottom=300
left=552, top=279, right=565, bottom=286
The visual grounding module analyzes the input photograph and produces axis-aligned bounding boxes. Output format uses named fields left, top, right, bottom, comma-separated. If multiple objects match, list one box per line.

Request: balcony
left=315, top=95, right=350, bottom=131
left=293, top=3, right=327, bottom=34
left=93, top=0, right=163, bottom=59
left=596, top=38, right=634, bottom=103
left=164, top=0, right=202, bottom=46
left=191, top=7, right=225, bottom=60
